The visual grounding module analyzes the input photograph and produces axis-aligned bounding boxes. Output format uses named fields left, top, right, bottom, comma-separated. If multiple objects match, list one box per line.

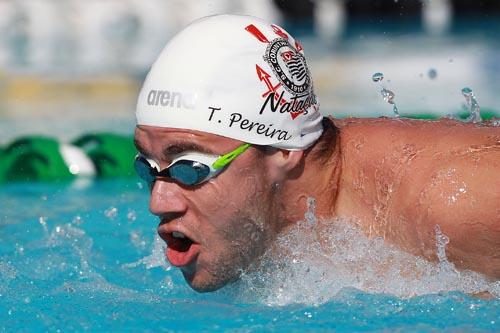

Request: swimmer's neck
left=277, top=138, right=342, bottom=229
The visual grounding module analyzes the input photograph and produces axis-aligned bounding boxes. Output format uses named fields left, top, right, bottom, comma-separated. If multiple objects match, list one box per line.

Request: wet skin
left=135, top=118, right=500, bottom=291
left=134, top=126, right=286, bottom=292
left=333, top=117, right=500, bottom=279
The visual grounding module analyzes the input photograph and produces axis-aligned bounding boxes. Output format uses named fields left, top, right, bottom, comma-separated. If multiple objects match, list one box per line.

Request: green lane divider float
left=0, top=133, right=136, bottom=183
left=72, top=133, right=136, bottom=178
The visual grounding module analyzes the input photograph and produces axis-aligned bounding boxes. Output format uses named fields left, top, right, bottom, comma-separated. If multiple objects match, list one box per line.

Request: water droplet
left=24, top=297, right=31, bottom=304
left=137, top=182, right=144, bottom=189
left=392, top=105, right=400, bottom=117
left=55, top=226, right=62, bottom=233
left=449, top=58, right=453, bottom=63
left=371, top=72, right=384, bottom=82
left=381, top=88, right=395, bottom=104
left=127, top=210, right=137, bottom=222
left=15, top=244, right=24, bottom=255
left=39, top=216, right=47, bottom=226
left=72, top=215, right=83, bottom=225
left=427, top=68, right=437, bottom=79
left=461, top=87, right=482, bottom=123
left=39, top=216, right=49, bottom=234
left=163, top=276, right=174, bottom=289
left=104, top=207, right=118, bottom=219
left=461, top=87, right=473, bottom=97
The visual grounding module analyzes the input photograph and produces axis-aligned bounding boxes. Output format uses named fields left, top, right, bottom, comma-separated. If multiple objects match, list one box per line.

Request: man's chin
left=182, top=267, right=237, bottom=293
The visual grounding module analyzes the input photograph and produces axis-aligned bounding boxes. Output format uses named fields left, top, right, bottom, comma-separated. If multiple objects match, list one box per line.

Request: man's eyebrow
left=162, top=143, right=213, bottom=156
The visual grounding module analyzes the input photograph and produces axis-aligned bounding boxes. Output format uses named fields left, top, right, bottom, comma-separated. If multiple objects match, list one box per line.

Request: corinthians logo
left=245, top=23, right=318, bottom=121
left=263, top=38, right=311, bottom=95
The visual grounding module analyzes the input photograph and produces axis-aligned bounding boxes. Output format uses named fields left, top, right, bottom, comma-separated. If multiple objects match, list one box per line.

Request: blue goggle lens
left=134, top=156, right=156, bottom=184
left=134, top=156, right=211, bottom=186
left=169, top=161, right=210, bottom=186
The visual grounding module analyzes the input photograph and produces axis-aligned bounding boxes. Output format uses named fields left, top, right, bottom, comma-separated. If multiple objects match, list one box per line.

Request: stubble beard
left=187, top=185, right=277, bottom=292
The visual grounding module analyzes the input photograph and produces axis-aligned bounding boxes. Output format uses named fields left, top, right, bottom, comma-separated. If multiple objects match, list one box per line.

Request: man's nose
left=149, top=180, right=188, bottom=218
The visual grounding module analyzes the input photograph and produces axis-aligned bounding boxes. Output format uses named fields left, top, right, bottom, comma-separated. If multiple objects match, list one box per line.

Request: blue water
left=1, top=180, right=499, bottom=332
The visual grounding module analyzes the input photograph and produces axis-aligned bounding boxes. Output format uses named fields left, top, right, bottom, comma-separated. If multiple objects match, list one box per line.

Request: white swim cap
left=136, top=14, right=323, bottom=150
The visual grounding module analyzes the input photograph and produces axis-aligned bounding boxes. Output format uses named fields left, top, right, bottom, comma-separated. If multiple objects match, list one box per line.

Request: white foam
left=228, top=198, right=499, bottom=305
left=122, top=234, right=170, bottom=270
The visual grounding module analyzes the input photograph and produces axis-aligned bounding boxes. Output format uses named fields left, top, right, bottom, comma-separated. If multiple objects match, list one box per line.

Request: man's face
left=134, top=125, right=279, bottom=292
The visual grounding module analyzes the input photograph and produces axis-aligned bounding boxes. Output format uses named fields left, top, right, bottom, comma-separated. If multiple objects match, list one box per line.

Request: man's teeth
left=172, top=231, right=186, bottom=239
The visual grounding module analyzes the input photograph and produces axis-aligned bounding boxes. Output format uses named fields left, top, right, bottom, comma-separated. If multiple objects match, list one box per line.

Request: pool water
left=1, top=180, right=499, bottom=332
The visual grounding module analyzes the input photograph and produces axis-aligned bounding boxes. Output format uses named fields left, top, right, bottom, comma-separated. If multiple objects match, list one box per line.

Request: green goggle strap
left=212, top=143, right=251, bottom=170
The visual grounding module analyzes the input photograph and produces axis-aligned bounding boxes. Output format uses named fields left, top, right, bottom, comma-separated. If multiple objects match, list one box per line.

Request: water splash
left=372, top=72, right=400, bottom=117
left=122, top=234, right=170, bottom=270
left=381, top=88, right=400, bottom=117
left=434, top=224, right=457, bottom=275
left=229, top=198, right=499, bottom=305
left=461, top=87, right=482, bottom=123
left=39, top=216, right=49, bottom=235
left=304, top=197, right=317, bottom=227
left=445, top=87, right=483, bottom=123
left=0, top=261, right=17, bottom=295
left=435, top=224, right=449, bottom=263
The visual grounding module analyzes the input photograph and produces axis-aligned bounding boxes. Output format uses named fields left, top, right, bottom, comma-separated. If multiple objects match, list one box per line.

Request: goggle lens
left=169, top=161, right=210, bottom=186
left=134, top=156, right=157, bottom=184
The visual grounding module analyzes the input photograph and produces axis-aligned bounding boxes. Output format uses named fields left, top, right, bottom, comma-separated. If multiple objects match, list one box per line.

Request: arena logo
left=146, top=89, right=195, bottom=109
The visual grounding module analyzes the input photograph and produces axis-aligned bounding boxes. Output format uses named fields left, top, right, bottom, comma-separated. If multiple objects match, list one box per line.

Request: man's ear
left=264, top=148, right=304, bottom=182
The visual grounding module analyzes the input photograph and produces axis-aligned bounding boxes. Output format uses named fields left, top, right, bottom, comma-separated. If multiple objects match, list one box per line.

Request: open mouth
left=161, top=230, right=200, bottom=267
left=165, top=231, right=194, bottom=252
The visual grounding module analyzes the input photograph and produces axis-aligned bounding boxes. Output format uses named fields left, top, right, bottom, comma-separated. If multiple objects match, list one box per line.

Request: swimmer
left=133, top=15, right=500, bottom=292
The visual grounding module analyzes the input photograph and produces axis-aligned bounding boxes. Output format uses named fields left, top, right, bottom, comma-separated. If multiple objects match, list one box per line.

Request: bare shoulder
left=333, top=117, right=500, bottom=278
left=333, top=117, right=500, bottom=161
left=332, top=116, right=500, bottom=140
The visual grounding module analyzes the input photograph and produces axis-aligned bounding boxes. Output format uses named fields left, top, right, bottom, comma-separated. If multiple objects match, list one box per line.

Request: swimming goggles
left=134, top=143, right=251, bottom=186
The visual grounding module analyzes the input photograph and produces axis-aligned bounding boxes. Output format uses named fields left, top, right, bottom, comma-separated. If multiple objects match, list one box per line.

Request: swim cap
left=136, top=14, right=323, bottom=150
